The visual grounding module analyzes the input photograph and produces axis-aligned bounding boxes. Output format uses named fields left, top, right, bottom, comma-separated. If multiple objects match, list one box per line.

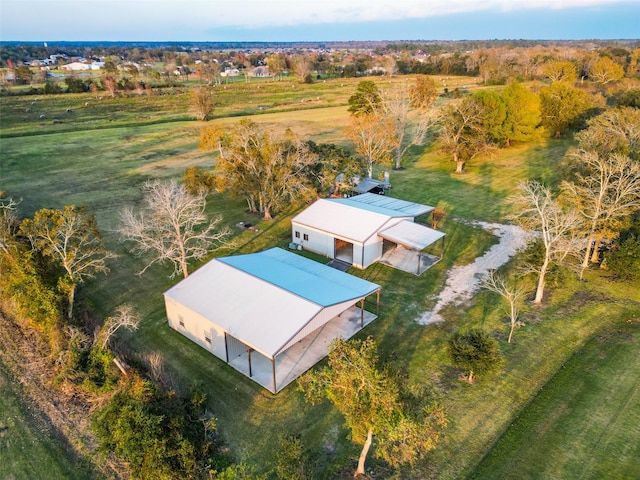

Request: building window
left=303, top=233, right=309, bottom=241
left=178, top=316, right=184, bottom=327
left=205, top=335, right=211, bottom=344
left=295, top=231, right=300, bottom=238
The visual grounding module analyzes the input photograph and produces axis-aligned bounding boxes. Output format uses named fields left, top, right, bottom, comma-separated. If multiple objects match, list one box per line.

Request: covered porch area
left=228, top=304, right=378, bottom=393
left=378, top=221, right=446, bottom=275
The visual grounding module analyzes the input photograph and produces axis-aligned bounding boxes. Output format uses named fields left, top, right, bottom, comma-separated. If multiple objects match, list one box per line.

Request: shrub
left=605, top=234, right=640, bottom=280
left=448, top=329, right=504, bottom=383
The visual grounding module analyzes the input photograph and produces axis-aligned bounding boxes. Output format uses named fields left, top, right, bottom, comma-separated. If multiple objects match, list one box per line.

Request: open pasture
left=1, top=78, right=639, bottom=478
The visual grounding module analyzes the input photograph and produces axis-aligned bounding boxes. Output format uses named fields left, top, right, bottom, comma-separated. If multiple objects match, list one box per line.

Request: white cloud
left=1, top=0, right=634, bottom=40
left=187, top=0, right=631, bottom=28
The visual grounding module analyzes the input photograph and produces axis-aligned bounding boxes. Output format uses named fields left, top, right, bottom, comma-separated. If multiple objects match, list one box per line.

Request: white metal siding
left=362, top=239, right=383, bottom=268
left=292, top=224, right=332, bottom=257
left=164, top=295, right=226, bottom=361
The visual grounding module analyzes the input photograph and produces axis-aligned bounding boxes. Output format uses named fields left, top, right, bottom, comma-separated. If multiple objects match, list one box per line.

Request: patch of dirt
left=417, top=221, right=534, bottom=325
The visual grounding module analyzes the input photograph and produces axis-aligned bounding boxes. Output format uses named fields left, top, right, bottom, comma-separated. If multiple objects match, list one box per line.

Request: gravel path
left=417, top=221, right=533, bottom=325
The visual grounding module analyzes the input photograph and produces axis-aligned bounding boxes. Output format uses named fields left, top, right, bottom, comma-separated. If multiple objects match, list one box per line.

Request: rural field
left=1, top=75, right=639, bottom=479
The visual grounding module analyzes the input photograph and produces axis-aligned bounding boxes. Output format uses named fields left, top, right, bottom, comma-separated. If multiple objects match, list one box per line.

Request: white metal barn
left=291, top=193, right=446, bottom=274
left=163, top=247, right=380, bottom=394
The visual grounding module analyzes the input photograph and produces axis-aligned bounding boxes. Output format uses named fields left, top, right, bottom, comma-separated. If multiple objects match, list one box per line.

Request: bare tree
left=292, top=56, right=312, bottom=82
left=98, top=304, right=141, bottom=349
left=190, top=86, right=214, bottom=121
left=0, top=196, right=20, bottom=252
left=118, top=180, right=231, bottom=279
left=380, top=84, right=435, bottom=170
left=345, top=113, right=397, bottom=179
left=511, top=181, right=582, bottom=305
left=481, top=270, right=525, bottom=343
left=102, top=75, right=118, bottom=98
left=19, top=206, right=115, bottom=319
left=561, top=152, right=640, bottom=278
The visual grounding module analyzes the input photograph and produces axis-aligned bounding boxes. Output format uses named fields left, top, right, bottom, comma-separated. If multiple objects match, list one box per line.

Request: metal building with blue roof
left=163, top=248, right=380, bottom=393
left=291, top=192, right=445, bottom=274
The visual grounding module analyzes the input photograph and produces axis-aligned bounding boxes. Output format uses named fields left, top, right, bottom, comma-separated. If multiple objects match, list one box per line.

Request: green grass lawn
left=0, top=361, right=92, bottom=480
left=469, top=314, right=640, bottom=480
left=2, top=82, right=639, bottom=479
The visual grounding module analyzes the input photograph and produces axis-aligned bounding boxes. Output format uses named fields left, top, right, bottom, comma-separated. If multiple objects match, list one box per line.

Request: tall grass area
left=2, top=83, right=639, bottom=478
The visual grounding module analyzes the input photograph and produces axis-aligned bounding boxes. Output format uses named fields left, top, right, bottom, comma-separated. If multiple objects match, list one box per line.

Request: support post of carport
left=360, top=298, right=365, bottom=328
left=376, top=290, right=380, bottom=315
left=417, top=251, right=422, bottom=275
left=441, top=236, right=446, bottom=258
left=272, top=358, right=277, bottom=394
left=247, top=346, right=252, bottom=377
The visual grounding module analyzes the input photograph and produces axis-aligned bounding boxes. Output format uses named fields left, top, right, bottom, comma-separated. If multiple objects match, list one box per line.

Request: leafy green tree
left=606, top=234, right=640, bottom=280
left=448, top=329, right=504, bottom=383
left=437, top=96, right=493, bottom=173
left=200, top=120, right=317, bottom=220
left=65, top=76, right=88, bottom=93
left=574, top=107, right=640, bottom=161
left=14, top=65, right=34, bottom=85
left=304, top=141, right=363, bottom=196
left=613, top=89, right=640, bottom=109
left=473, top=90, right=507, bottom=145
left=348, top=80, right=382, bottom=115
left=299, top=337, right=446, bottom=477
left=501, top=82, right=543, bottom=146
left=44, top=80, right=62, bottom=94
left=183, top=166, right=217, bottom=195
left=409, top=75, right=438, bottom=109
left=0, top=241, right=63, bottom=350
left=539, top=82, right=593, bottom=138
left=93, top=377, right=214, bottom=479
left=266, top=53, right=287, bottom=81
left=588, top=56, right=625, bottom=85
left=274, top=434, right=308, bottom=480
left=541, top=61, right=578, bottom=83
left=20, top=206, right=115, bottom=319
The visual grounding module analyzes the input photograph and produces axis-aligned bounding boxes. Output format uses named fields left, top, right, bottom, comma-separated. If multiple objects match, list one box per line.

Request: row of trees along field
left=2, top=41, right=639, bottom=96
left=1, top=54, right=640, bottom=476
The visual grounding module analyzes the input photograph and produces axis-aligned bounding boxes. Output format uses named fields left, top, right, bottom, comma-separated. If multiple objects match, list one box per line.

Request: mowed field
left=0, top=359, right=91, bottom=480
left=1, top=76, right=639, bottom=479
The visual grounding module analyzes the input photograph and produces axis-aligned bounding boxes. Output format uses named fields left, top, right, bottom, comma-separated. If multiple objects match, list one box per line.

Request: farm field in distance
left=1, top=73, right=639, bottom=479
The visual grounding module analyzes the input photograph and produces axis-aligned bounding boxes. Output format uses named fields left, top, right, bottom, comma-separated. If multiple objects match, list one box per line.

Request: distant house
left=164, top=247, right=380, bottom=393
left=291, top=193, right=445, bottom=275
left=61, top=61, right=103, bottom=71
left=250, top=66, right=270, bottom=77
left=220, top=68, right=240, bottom=77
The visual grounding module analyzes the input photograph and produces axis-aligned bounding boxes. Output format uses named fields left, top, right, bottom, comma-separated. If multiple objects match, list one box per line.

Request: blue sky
left=1, top=0, right=639, bottom=42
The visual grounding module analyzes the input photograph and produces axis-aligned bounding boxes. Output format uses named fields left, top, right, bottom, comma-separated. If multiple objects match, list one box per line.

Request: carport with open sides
left=378, top=220, right=446, bottom=275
